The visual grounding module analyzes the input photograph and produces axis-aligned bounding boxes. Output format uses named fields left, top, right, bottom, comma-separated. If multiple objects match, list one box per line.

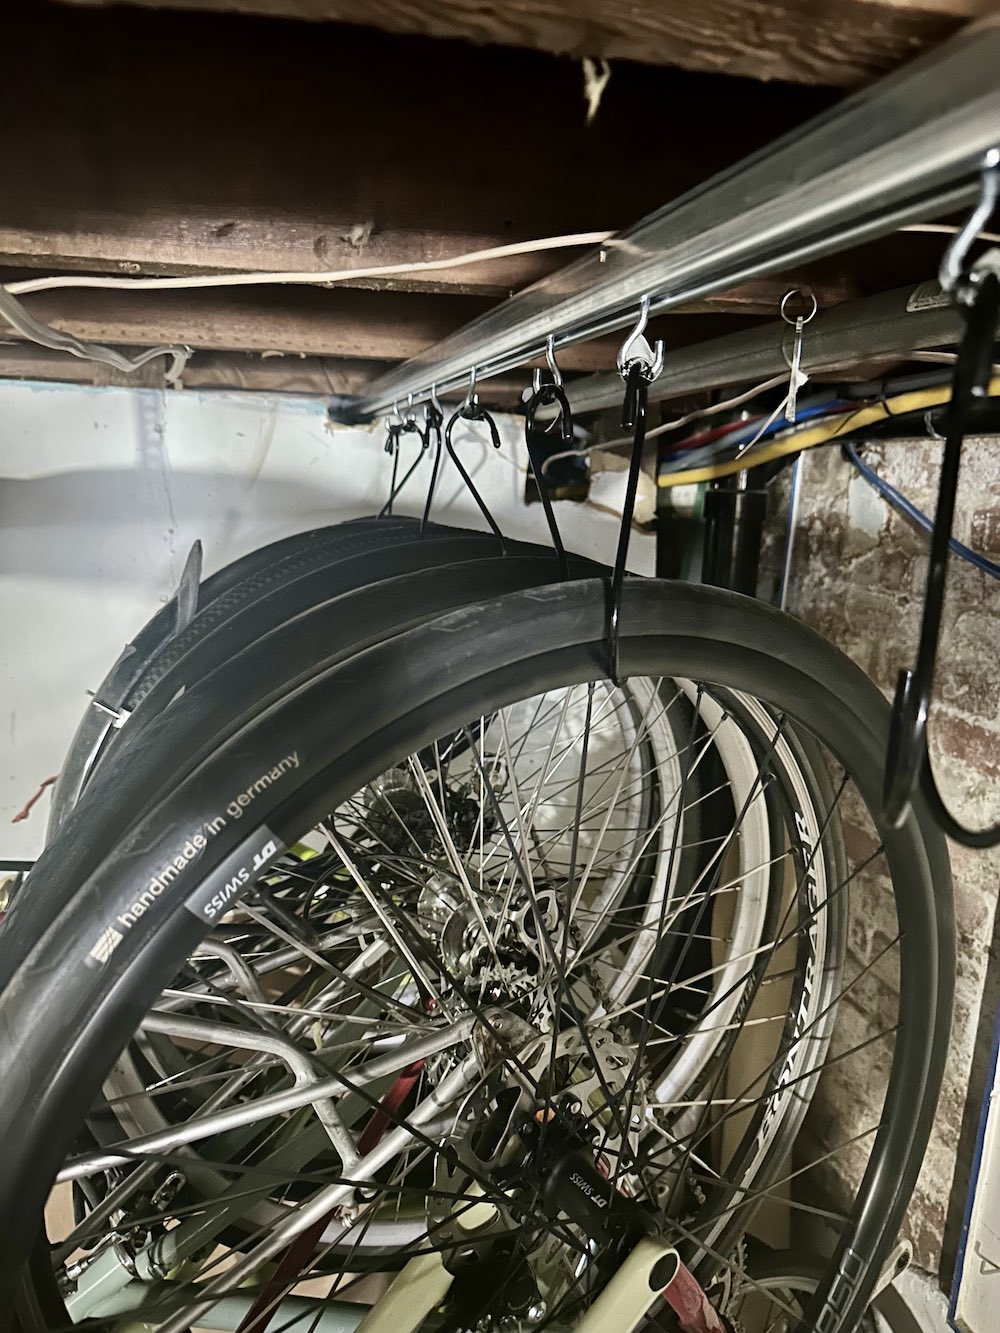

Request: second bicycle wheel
left=0, top=578, right=951, bottom=1333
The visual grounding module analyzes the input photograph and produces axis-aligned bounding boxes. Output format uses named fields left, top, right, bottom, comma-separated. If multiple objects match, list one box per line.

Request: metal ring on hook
left=616, top=296, right=665, bottom=382
left=940, top=147, right=1000, bottom=301
left=779, top=289, right=818, bottom=326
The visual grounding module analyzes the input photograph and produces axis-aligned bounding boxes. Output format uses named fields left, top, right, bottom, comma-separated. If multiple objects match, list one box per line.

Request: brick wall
left=761, top=437, right=1000, bottom=1279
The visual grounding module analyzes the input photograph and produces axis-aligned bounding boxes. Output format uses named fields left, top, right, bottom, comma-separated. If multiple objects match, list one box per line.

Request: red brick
left=932, top=710, right=1000, bottom=781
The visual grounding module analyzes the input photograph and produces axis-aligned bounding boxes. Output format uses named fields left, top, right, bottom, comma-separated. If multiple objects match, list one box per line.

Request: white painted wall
left=1, top=380, right=651, bottom=859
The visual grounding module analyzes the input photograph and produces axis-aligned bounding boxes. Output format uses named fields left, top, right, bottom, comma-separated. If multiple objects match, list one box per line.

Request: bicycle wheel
left=0, top=579, right=951, bottom=1333
left=65, top=669, right=817, bottom=1280
left=20, top=554, right=811, bottom=1206
left=714, top=1248, right=881, bottom=1333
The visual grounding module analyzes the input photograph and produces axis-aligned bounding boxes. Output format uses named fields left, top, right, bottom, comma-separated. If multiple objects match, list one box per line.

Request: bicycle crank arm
left=572, top=1238, right=729, bottom=1333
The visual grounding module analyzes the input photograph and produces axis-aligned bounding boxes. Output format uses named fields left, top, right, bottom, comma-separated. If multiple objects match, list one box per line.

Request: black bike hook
left=523, top=339, right=573, bottom=581
left=606, top=300, right=665, bottom=685
left=883, top=157, right=1000, bottom=845
left=443, top=378, right=508, bottom=554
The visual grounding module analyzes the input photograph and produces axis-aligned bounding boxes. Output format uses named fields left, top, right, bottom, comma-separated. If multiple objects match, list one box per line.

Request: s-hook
left=419, top=388, right=444, bottom=536
left=379, top=398, right=425, bottom=519
left=523, top=335, right=571, bottom=580
left=883, top=151, right=1000, bottom=847
left=607, top=299, right=664, bottom=684
left=442, top=371, right=508, bottom=553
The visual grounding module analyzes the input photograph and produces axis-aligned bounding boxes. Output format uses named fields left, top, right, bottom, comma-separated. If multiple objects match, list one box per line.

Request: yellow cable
left=657, top=378, right=1000, bottom=488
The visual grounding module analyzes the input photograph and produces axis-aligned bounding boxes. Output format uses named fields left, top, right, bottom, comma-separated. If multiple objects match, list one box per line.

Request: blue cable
left=659, top=399, right=852, bottom=475
left=843, top=442, right=1000, bottom=581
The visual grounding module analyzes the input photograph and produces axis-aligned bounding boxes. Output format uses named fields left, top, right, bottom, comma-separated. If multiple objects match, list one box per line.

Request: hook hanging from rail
left=940, top=147, right=1000, bottom=301
left=419, top=390, right=444, bottom=536
left=616, top=298, right=665, bottom=383
left=779, top=288, right=817, bottom=423
left=378, top=408, right=426, bottom=519
left=607, top=300, right=665, bottom=684
left=439, top=378, right=508, bottom=553
left=883, top=150, right=1000, bottom=847
left=524, top=338, right=571, bottom=580
left=532, top=334, right=564, bottom=395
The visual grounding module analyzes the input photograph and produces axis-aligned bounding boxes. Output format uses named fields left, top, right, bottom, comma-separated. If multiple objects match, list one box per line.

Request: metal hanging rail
left=563, top=281, right=966, bottom=417
left=338, top=17, right=1000, bottom=426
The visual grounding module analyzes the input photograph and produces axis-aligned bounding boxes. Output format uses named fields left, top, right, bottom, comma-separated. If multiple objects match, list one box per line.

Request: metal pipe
left=342, top=19, right=1000, bottom=423
left=57, top=1017, right=476, bottom=1182
left=565, top=280, right=964, bottom=417
left=702, top=471, right=769, bottom=597
left=778, top=455, right=805, bottom=611
left=141, top=1009, right=360, bottom=1166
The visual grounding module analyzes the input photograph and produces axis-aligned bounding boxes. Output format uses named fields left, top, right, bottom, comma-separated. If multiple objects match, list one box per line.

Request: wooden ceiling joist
left=60, top=0, right=986, bottom=86
left=0, top=3, right=961, bottom=394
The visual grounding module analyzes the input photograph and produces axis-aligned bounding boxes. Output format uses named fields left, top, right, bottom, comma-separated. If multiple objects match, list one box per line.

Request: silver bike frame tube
left=152, top=1056, right=479, bottom=1333
left=57, top=1017, right=476, bottom=1182
left=343, top=18, right=1000, bottom=422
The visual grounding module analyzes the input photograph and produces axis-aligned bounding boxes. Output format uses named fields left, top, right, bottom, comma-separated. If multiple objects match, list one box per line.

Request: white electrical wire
left=0, top=286, right=189, bottom=381
left=0, top=221, right=983, bottom=389
left=900, top=223, right=1000, bottom=245
left=4, top=232, right=614, bottom=297
left=2, top=224, right=983, bottom=302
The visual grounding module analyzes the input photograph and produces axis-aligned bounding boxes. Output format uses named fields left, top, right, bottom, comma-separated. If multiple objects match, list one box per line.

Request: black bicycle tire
left=48, top=516, right=503, bottom=832
left=734, top=1247, right=880, bottom=1333
left=0, top=579, right=954, bottom=1333
left=123, top=539, right=597, bottom=726
left=8, top=555, right=599, bottom=963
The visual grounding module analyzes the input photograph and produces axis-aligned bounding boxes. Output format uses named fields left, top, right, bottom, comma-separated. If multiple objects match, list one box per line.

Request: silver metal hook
left=405, top=392, right=417, bottom=424
left=463, top=366, right=479, bottom=412
left=545, top=334, right=563, bottom=387
left=617, top=296, right=665, bottom=381
left=780, top=288, right=818, bottom=422
left=940, top=147, right=1000, bottom=301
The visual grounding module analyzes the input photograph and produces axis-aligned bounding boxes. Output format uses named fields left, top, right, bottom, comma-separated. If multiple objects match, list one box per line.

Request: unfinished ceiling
left=0, top=0, right=986, bottom=402
left=63, top=0, right=987, bottom=84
